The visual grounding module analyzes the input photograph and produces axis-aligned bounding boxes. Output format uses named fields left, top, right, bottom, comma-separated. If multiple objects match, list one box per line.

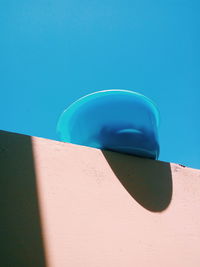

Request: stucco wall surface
left=1, top=130, right=200, bottom=267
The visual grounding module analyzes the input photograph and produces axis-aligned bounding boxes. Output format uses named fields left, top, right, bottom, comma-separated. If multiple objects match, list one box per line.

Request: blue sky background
left=1, top=0, right=200, bottom=169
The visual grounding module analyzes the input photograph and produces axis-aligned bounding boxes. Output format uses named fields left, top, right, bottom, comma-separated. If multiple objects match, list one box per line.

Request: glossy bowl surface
left=57, top=90, right=160, bottom=159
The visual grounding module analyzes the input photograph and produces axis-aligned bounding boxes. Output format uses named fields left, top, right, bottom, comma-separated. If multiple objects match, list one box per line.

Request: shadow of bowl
left=102, top=150, right=172, bottom=212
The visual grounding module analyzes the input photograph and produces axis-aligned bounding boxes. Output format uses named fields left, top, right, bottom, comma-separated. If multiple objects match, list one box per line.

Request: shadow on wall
left=0, top=131, right=46, bottom=267
left=102, top=150, right=172, bottom=212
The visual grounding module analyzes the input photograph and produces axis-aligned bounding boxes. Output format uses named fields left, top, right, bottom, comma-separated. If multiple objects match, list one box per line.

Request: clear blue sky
left=1, top=0, right=200, bottom=169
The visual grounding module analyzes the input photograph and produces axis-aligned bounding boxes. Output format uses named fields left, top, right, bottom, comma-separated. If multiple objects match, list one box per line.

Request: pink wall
left=1, top=130, right=200, bottom=266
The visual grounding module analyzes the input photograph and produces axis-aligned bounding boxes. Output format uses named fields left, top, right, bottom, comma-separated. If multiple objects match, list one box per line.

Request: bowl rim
left=59, top=89, right=160, bottom=127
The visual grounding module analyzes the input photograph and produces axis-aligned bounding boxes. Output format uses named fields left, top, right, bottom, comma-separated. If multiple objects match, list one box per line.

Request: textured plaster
left=1, top=130, right=200, bottom=267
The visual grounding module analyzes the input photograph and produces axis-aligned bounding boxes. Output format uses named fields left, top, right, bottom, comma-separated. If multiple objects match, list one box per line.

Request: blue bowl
left=57, top=89, right=160, bottom=159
